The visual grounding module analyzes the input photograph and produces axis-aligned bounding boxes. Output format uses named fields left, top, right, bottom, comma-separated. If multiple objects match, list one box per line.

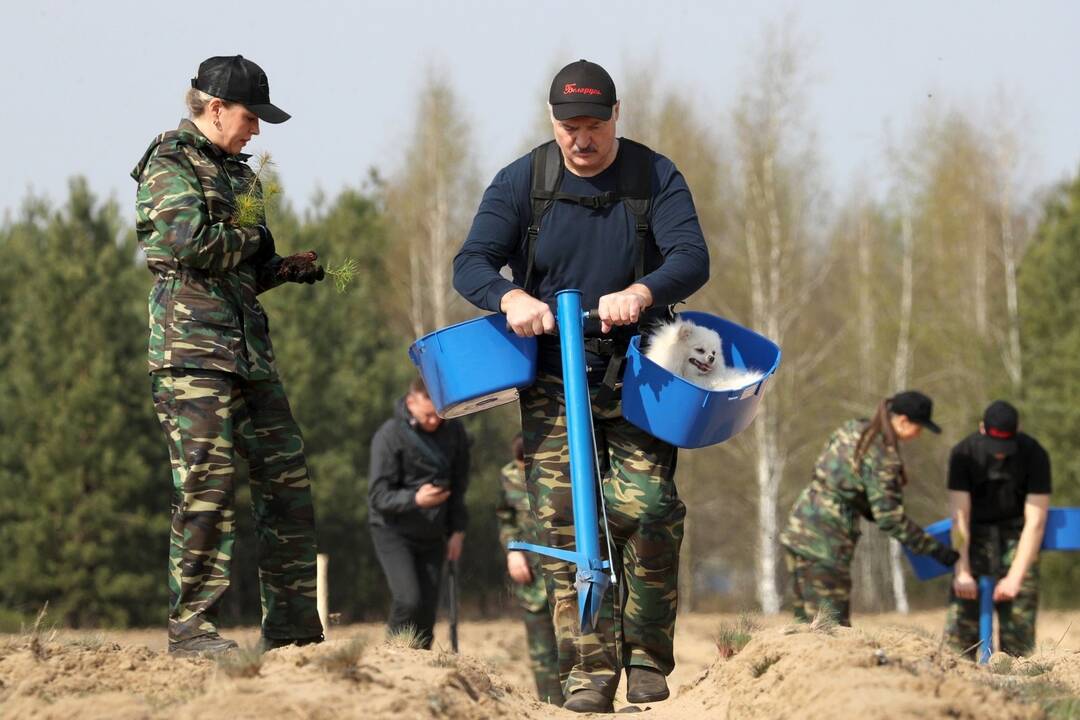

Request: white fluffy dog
left=644, top=318, right=764, bottom=391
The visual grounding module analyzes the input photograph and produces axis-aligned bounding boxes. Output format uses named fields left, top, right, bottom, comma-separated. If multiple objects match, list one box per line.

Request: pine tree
left=0, top=179, right=168, bottom=628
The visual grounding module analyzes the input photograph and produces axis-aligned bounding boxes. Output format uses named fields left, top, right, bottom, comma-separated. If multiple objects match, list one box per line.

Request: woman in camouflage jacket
left=131, top=55, right=325, bottom=656
left=779, top=391, right=959, bottom=626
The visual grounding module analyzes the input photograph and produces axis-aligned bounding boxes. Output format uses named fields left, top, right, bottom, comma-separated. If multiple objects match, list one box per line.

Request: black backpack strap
left=615, top=139, right=655, bottom=281
left=523, top=141, right=564, bottom=294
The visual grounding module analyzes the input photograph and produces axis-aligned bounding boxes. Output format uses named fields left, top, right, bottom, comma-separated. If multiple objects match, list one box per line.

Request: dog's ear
left=677, top=321, right=693, bottom=341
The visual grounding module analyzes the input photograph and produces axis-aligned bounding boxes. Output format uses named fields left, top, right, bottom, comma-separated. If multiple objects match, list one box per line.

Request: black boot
left=168, top=632, right=239, bottom=657
left=625, top=666, right=669, bottom=703
left=563, top=689, right=614, bottom=713
left=258, top=634, right=324, bottom=652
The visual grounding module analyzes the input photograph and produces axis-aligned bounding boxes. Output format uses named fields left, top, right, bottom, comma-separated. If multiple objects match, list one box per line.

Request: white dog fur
left=644, top=318, right=764, bottom=391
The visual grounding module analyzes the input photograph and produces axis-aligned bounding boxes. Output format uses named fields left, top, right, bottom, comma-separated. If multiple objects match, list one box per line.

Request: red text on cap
left=564, top=83, right=602, bottom=96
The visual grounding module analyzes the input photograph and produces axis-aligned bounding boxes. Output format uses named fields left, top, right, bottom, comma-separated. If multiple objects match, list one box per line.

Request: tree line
left=1, top=24, right=1077, bottom=630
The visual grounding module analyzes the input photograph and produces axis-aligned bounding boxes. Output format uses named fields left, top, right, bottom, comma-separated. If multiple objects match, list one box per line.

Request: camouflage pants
left=151, top=368, right=321, bottom=642
left=520, top=373, right=684, bottom=700
left=945, top=529, right=1038, bottom=658
left=522, top=602, right=563, bottom=706
left=785, top=549, right=852, bottom=627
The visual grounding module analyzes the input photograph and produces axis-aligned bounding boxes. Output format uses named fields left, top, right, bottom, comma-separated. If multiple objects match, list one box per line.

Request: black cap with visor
left=889, top=390, right=941, bottom=434
left=191, top=55, right=290, bottom=124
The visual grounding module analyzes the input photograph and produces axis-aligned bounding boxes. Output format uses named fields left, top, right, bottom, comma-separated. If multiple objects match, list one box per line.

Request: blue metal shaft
left=557, top=291, right=602, bottom=567
left=978, top=575, right=995, bottom=663
left=557, top=290, right=610, bottom=634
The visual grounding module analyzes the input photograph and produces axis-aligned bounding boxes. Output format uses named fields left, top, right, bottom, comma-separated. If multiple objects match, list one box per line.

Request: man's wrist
left=627, top=282, right=653, bottom=307
left=500, top=288, right=527, bottom=312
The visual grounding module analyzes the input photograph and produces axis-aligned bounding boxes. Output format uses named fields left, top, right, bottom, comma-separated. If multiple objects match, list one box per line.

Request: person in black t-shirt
left=944, top=400, right=1051, bottom=657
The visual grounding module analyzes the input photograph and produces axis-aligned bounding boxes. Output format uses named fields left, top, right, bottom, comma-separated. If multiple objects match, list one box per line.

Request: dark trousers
left=371, top=524, right=446, bottom=649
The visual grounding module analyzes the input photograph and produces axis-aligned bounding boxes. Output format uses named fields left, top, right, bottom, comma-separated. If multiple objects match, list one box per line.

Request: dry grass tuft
left=716, top=614, right=761, bottom=658
left=315, top=637, right=370, bottom=682
left=216, top=644, right=264, bottom=679
left=385, top=625, right=426, bottom=650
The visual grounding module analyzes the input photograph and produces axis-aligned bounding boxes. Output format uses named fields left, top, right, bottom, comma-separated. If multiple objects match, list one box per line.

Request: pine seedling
left=325, top=257, right=360, bottom=293
left=233, top=152, right=280, bottom=227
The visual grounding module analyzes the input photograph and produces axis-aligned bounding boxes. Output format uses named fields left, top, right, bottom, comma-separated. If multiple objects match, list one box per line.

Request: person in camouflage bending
left=131, top=55, right=327, bottom=656
left=496, top=435, right=563, bottom=707
left=780, top=391, right=960, bottom=626
left=454, top=60, right=709, bottom=713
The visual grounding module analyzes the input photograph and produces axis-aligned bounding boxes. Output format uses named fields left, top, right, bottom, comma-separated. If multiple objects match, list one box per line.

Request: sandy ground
left=2, top=610, right=1079, bottom=718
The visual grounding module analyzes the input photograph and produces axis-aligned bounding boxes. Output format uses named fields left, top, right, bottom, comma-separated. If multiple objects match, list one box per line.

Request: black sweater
left=367, top=398, right=470, bottom=540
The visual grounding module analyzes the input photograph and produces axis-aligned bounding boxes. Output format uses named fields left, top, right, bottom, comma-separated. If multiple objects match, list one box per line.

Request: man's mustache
left=573, top=144, right=598, bottom=153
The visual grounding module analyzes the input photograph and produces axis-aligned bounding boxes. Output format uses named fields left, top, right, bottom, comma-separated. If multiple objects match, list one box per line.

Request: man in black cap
left=453, top=59, right=709, bottom=712
left=944, top=400, right=1051, bottom=657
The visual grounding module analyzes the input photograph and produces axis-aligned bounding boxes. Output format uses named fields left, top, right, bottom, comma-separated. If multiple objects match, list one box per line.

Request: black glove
left=250, top=224, right=277, bottom=266
left=277, top=251, right=325, bottom=284
left=930, top=546, right=960, bottom=567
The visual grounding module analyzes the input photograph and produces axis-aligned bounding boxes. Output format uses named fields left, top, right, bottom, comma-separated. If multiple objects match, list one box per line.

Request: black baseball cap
left=549, top=59, right=617, bottom=121
left=889, top=390, right=941, bottom=434
left=191, top=55, right=290, bottom=124
left=982, top=400, right=1019, bottom=454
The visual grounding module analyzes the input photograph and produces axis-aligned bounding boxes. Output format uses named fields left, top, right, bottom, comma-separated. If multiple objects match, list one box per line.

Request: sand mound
left=678, top=622, right=1043, bottom=720
left=1, top=615, right=1076, bottom=719
left=0, top=633, right=547, bottom=720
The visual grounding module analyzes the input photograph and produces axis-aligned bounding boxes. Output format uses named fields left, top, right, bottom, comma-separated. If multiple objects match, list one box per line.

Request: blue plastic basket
left=904, top=508, right=1080, bottom=581
left=408, top=314, right=537, bottom=419
left=621, top=311, right=782, bottom=449
left=904, top=519, right=954, bottom=581
left=1043, top=507, right=1080, bottom=550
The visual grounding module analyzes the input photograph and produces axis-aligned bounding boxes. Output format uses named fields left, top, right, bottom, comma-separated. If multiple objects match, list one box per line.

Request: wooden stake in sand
left=317, top=553, right=329, bottom=637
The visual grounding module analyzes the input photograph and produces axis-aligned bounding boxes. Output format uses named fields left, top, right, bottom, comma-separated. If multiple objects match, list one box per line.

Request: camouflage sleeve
left=864, top=449, right=947, bottom=555
left=136, top=147, right=263, bottom=271
left=495, top=477, right=518, bottom=551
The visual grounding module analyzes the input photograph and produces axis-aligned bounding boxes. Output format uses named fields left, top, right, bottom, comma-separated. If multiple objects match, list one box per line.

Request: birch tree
left=726, top=23, right=827, bottom=614
left=385, top=70, right=479, bottom=336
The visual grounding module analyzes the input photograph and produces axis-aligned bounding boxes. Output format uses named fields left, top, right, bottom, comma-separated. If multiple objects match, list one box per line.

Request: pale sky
left=2, top=0, right=1078, bottom=219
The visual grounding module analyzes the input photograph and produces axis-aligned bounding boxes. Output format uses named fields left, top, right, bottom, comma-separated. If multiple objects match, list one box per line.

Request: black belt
left=583, top=337, right=628, bottom=405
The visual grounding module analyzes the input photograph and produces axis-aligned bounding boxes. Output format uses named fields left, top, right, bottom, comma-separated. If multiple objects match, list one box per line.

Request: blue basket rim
left=412, top=312, right=513, bottom=346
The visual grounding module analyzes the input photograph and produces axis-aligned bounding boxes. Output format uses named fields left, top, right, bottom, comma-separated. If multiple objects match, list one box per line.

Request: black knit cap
left=191, top=55, right=290, bottom=124
left=889, top=390, right=941, bottom=434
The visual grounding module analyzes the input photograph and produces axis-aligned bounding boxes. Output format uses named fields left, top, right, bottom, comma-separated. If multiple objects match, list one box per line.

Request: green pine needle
left=325, top=257, right=360, bottom=293
left=233, top=152, right=278, bottom=227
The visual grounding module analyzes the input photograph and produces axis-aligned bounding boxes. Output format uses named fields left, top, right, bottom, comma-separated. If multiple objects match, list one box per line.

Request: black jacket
left=367, top=398, right=470, bottom=540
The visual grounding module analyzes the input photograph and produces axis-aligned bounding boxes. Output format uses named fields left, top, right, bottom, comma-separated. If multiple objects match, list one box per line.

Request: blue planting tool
left=978, top=575, right=995, bottom=664
left=508, top=290, right=613, bottom=634
left=905, top=507, right=1080, bottom=663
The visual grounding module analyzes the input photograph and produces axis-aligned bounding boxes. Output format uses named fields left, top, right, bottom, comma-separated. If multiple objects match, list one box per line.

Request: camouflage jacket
left=780, top=419, right=946, bottom=567
left=495, top=461, right=549, bottom=612
left=131, top=119, right=285, bottom=380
